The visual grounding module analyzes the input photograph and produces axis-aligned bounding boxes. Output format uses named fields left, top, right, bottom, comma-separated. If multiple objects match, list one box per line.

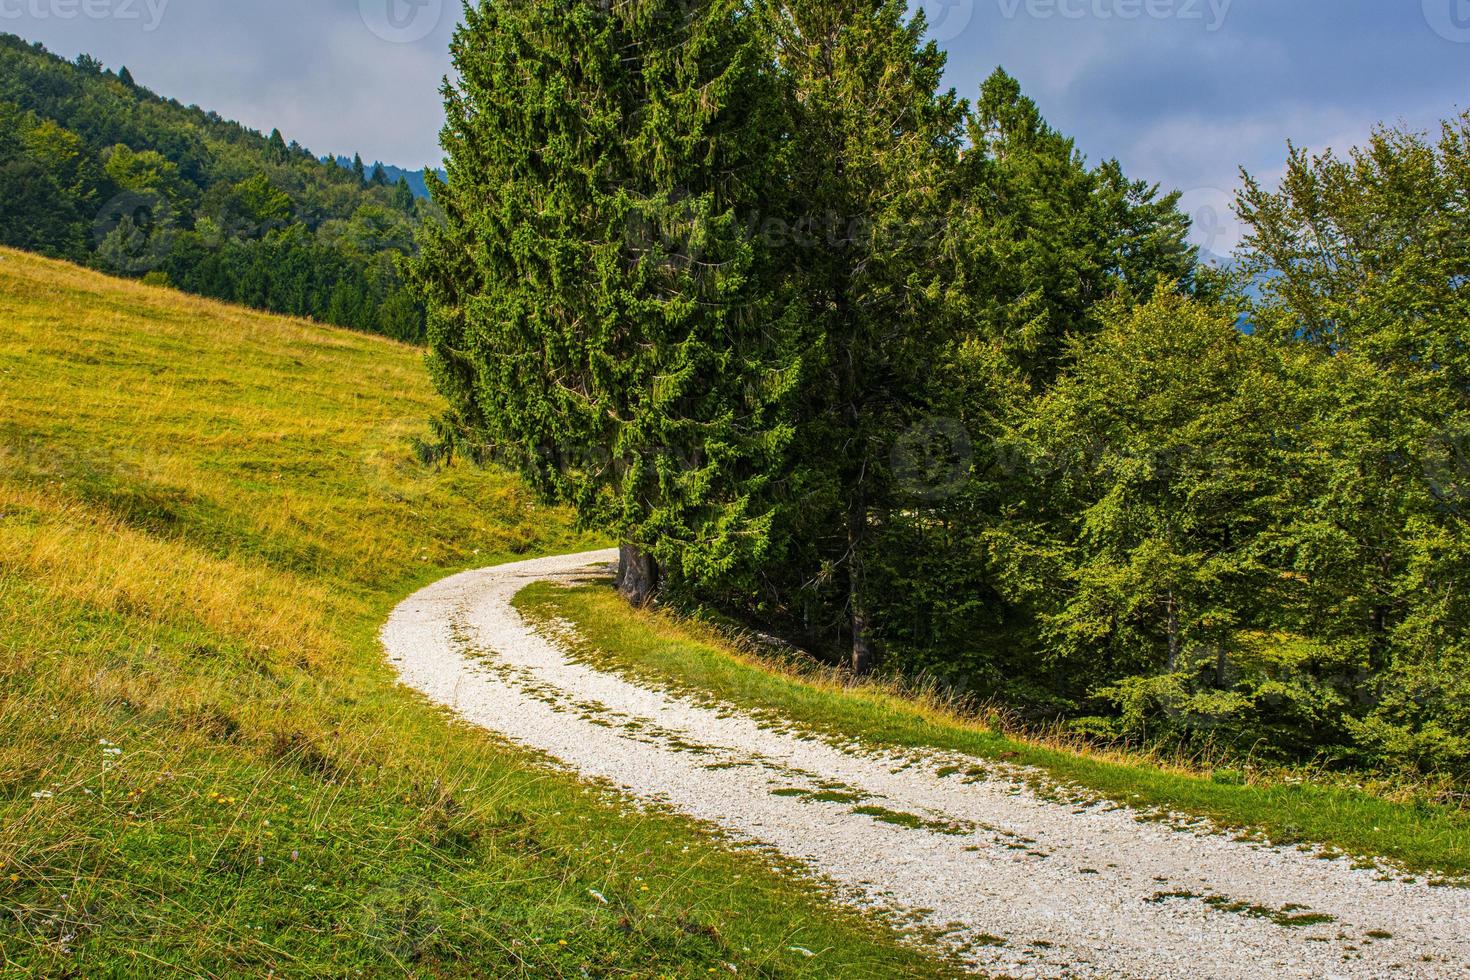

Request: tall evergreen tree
left=414, top=0, right=799, bottom=605
left=759, top=0, right=967, bottom=671
left=351, top=152, right=366, bottom=185
left=117, top=65, right=136, bottom=88
left=370, top=161, right=388, bottom=186
left=392, top=175, right=415, bottom=211
left=956, top=69, right=1195, bottom=388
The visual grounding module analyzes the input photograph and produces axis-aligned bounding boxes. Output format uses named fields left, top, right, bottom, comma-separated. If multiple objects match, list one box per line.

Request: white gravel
left=381, top=550, right=1470, bottom=978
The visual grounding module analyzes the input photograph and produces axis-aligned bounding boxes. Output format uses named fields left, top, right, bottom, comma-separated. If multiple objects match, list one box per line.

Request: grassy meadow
left=0, top=249, right=955, bottom=977
left=516, top=582, right=1470, bottom=880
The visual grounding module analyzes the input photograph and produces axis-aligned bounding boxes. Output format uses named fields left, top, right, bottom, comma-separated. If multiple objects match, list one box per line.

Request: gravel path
left=382, top=550, right=1470, bottom=978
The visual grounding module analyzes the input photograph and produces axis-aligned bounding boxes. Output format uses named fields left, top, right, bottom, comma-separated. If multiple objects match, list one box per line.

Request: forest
left=0, top=33, right=429, bottom=341
left=414, top=0, right=1470, bottom=780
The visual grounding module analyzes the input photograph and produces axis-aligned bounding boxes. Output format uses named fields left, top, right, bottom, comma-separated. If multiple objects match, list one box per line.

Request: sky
left=5, top=0, right=1468, bottom=252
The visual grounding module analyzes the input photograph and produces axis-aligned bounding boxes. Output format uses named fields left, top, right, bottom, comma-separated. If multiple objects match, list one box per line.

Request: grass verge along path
left=516, top=580, right=1470, bottom=880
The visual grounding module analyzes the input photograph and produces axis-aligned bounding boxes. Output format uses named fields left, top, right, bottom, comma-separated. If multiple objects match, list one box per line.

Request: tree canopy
left=421, top=4, right=1470, bottom=780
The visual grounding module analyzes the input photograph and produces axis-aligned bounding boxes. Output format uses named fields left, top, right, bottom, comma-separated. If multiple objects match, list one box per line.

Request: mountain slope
left=0, top=249, right=949, bottom=977
left=0, top=34, right=427, bottom=340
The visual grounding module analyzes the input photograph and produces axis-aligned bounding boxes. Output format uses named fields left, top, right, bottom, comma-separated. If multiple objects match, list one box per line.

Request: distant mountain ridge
left=328, top=157, right=444, bottom=200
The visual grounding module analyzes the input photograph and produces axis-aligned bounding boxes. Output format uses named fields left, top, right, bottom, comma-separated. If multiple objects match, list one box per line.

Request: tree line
left=0, top=33, right=429, bottom=342
left=417, top=1, right=1469, bottom=780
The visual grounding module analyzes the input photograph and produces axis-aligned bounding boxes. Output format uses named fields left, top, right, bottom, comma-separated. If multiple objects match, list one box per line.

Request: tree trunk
left=1165, top=591, right=1180, bottom=673
left=848, top=505, right=875, bottom=676
left=615, top=542, right=659, bottom=607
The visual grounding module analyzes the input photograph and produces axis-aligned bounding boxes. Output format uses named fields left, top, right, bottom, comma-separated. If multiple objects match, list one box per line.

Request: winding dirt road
left=381, top=550, right=1470, bottom=978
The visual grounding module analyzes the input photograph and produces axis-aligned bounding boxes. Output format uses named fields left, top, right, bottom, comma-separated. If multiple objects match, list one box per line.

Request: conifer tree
left=760, top=0, right=967, bottom=671
left=956, top=69, right=1194, bottom=387
left=351, top=152, right=365, bottom=185
left=415, top=0, right=798, bottom=605
left=117, top=65, right=135, bottom=87
left=392, top=175, right=415, bottom=211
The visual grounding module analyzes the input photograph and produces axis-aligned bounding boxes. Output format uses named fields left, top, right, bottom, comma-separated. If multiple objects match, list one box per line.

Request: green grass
left=515, top=580, right=1470, bottom=879
left=0, top=249, right=956, bottom=977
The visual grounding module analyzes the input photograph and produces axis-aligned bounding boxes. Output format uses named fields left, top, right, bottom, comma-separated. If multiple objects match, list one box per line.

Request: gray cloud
left=5, top=0, right=457, bottom=166
left=935, top=0, right=1470, bottom=247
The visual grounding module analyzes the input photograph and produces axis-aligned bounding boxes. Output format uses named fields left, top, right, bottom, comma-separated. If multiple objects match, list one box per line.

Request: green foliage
left=751, top=0, right=970, bottom=671
left=861, top=71, right=1197, bottom=696
left=421, top=2, right=1196, bottom=696
left=415, top=0, right=802, bottom=597
left=1031, top=292, right=1286, bottom=692
left=413, top=6, right=1469, bottom=781
left=391, top=175, right=414, bottom=212
left=1238, top=113, right=1470, bottom=398
left=911, top=117, right=1470, bottom=776
left=101, top=142, right=185, bottom=198
left=1226, top=112, right=1470, bottom=775
left=955, top=70, right=1196, bottom=385
left=0, top=104, right=95, bottom=257
left=0, top=33, right=427, bottom=341
left=876, top=107, right=1470, bottom=781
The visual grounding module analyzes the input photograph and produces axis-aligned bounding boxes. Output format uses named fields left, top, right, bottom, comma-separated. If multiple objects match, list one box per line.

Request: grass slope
left=516, top=582, right=1470, bottom=880
left=0, top=249, right=954, bottom=978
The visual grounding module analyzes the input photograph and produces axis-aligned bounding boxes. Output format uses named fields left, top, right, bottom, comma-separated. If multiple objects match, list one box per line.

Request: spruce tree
left=760, top=0, right=967, bottom=671
left=392, top=175, right=415, bottom=211
left=415, top=0, right=798, bottom=605
left=956, top=69, right=1194, bottom=388
left=351, top=153, right=366, bottom=185
left=370, top=162, right=388, bottom=186
left=117, top=65, right=135, bottom=87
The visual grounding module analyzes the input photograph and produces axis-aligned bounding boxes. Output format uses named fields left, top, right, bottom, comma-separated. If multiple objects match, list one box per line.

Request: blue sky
left=6, top=0, right=1467, bottom=250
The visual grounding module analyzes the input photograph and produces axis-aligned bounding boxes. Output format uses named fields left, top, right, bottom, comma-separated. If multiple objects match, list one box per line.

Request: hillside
left=0, top=34, right=428, bottom=340
left=0, top=250, right=950, bottom=977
